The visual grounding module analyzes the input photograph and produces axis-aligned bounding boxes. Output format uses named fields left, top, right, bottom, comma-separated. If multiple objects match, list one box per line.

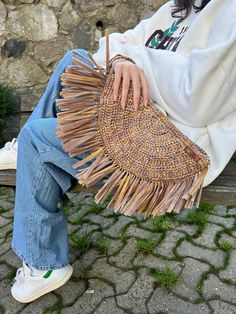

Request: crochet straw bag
left=56, top=30, right=210, bottom=218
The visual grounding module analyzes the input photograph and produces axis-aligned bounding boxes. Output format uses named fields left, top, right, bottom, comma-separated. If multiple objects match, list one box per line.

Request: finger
left=121, top=73, right=130, bottom=110
left=113, top=66, right=122, bottom=101
left=131, top=72, right=141, bottom=111
left=139, top=69, right=149, bottom=107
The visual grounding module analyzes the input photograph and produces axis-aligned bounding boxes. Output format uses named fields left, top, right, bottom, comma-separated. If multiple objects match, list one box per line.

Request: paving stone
left=66, top=191, right=94, bottom=206
left=1, top=208, right=14, bottom=219
left=227, top=207, right=236, bottom=215
left=170, top=280, right=201, bottom=302
left=20, top=293, right=58, bottom=313
left=0, top=279, right=25, bottom=313
left=153, top=230, right=184, bottom=258
left=67, top=223, right=80, bottom=235
left=88, top=257, right=136, bottom=294
left=56, top=280, right=86, bottom=306
left=181, top=257, right=210, bottom=287
left=68, top=245, right=81, bottom=264
left=0, top=187, right=15, bottom=198
left=147, top=286, right=210, bottom=314
left=232, top=231, right=236, bottom=238
left=116, top=268, right=154, bottom=314
left=0, top=249, right=22, bottom=269
left=212, top=204, right=229, bottom=216
left=193, top=223, right=222, bottom=248
left=72, top=249, right=101, bottom=277
left=94, top=297, right=125, bottom=314
left=174, top=206, right=198, bottom=221
left=133, top=252, right=183, bottom=272
left=0, top=238, right=12, bottom=256
left=0, top=200, right=14, bottom=210
left=173, top=223, right=198, bottom=235
left=0, top=223, right=13, bottom=239
left=170, top=257, right=209, bottom=302
left=0, top=216, right=11, bottom=227
left=126, top=224, right=162, bottom=240
left=61, top=279, right=115, bottom=314
left=0, top=263, right=13, bottom=280
left=106, top=238, right=124, bottom=255
left=73, top=223, right=100, bottom=235
left=103, top=216, right=135, bottom=238
left=208, top=300, right=236, bottom=313
left=218, top=233, right=236, bottom=248
left=203, top=274, right=236, bottom=304
left=86, top=213, right=114, bottom=228
left=219, top=250, right=236, bottom=283
left=207, top=214, right=235, bottom=228
left=109, top=238, right=138, bottom=268
left=176, top=240, right=225, bottom=268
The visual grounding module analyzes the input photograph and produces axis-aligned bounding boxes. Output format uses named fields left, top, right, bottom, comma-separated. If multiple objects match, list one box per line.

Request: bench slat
left=1, top=161, right=236, bottom=207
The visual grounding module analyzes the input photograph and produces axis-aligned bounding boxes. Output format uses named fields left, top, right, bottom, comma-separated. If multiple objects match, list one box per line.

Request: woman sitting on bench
left=2, top=0, right=235, bottom=303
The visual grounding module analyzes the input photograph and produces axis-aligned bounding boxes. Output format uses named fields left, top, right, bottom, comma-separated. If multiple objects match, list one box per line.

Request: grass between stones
left=218, top=240, right=235, bottom=251
left=187, top=211, right=208, bottom=226
left=135, top=238, right=158, bottom=253
left=93, top=236, right=109, bottom=254
left=150, top=266, right=179, bottom=288
left=150, top=216, right=172, bottom=232
left=70, top=232, right=93, bottom=253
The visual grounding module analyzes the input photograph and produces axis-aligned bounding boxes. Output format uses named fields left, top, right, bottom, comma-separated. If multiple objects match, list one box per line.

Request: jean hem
left=11, top=245, right=69, bottom=270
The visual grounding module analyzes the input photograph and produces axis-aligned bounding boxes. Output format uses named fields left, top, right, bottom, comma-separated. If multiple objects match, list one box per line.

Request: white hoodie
left=92, top=0, right=236, bottom=187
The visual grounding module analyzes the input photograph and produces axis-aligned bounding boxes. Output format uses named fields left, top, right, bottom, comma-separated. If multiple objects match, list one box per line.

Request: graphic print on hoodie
left=145, top=19, right=190, bottom=51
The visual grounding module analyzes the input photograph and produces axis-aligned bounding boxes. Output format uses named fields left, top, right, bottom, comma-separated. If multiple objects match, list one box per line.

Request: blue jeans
left=12, top=49, right=93, bottom=270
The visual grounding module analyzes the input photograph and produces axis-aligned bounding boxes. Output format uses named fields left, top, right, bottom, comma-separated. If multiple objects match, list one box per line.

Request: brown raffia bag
left=56, top=31, right=211, bottom=218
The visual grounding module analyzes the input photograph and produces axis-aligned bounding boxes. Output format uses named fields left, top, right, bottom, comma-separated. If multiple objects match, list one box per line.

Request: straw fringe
left=56, top=51, right=210, bottom=218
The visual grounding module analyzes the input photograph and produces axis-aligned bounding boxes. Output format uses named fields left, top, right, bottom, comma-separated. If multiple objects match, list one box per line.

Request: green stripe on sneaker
left=43, top=270, right=53, bottom=279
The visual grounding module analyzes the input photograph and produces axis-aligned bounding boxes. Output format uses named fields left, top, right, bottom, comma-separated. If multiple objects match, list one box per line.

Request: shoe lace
left=0, top=138, right=17, bottom=152
left=11, top=262, right=32, bottom=285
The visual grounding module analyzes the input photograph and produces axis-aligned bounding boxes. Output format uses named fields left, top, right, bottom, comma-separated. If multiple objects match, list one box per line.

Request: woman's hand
left=111, top=59, right=149, bottom=111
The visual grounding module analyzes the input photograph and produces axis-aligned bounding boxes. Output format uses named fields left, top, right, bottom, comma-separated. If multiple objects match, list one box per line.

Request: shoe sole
left=0, top=164, right=16, bottom=170
left=12, top=265, right=73, bottom=303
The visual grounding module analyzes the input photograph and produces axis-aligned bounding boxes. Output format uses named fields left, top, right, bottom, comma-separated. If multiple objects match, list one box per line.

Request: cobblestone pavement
left=1, top=187, right=236, bottom=313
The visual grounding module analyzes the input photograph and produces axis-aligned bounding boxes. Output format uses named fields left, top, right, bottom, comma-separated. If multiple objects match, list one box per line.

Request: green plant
left=187, top=210, right=208, bottom=225
left=94, top=236, right=109, bottom=254
left=150, top=266, right=179, bottom=288
left=218, top=240, right=234, bottom=251
left=150, top=216, right=172, bottom=232
left=0, top=84, right=17, bottom=146
left=70, top=232, right=93, bottom=253
left=135, top=238, right=157, bottom=253
left=199, top=202, right=214, bottom=214
left=87, top=202, right=104, bottom=214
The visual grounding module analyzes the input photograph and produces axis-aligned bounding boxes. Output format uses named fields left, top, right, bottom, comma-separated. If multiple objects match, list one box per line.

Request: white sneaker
left=0, top=138, right=18, bottom=170
left=11, top=261, right=73, bottom=303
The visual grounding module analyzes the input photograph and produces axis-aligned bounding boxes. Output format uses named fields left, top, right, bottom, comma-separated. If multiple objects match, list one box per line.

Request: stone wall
left=0, top=0, right=166, bottom=141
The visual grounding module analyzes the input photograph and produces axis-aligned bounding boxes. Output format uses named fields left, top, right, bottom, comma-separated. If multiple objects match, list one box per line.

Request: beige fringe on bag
left=56, top=30, right=211, bottom=218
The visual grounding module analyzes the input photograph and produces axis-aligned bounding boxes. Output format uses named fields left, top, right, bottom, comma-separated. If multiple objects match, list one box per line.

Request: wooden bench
left=0, top=97, right=236, bottom=206
left=0, top=154, right=236, bottom=206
